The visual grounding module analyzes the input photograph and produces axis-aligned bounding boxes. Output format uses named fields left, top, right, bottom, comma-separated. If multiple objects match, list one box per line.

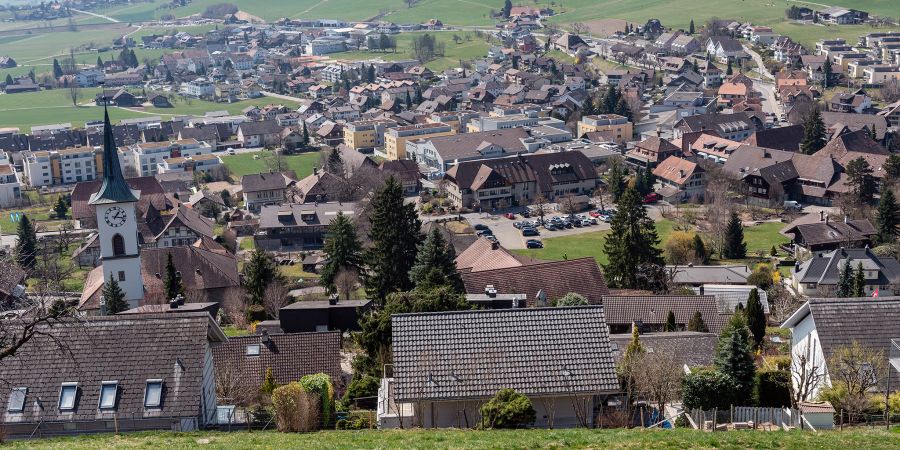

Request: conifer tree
left=853, top=261, right=866, bottom=297
left=320, top=212, right=363, bottom=295
left=301, top=122, right=310, bottom=148
left=689, top=19, right=695, bottom=35
left=693, top=234, right=709, bottom=264
left=746, top=288, right=766, bottom=349
left=715, top=313, right=756, bottom=404
left=409, top=228, right=464, bottom=293
left=103, top=275, right=129, bottom=314
left=243, top=248, right=280, bottom=306
left=14, top=214, right=37, bottom=269
left=603, top=187, right=663, bottom=289
left=722, top=212, right=746, bottom=259
left=4, top=74, right=12, bottom=86
left=54, top=195, right=68, bottom=219
left=726, top=59, right=733, bottom=75
left=163, top=252, right=183, bottom=301
left=800, top=105, right=826, bottom=154
left=363, top=177, right=423, bottom=304
left=52, top=58, right=63, bottom=78
left=837, top=258, right=854, bottom=298
left=688, top=311, right=709, bottom=332
left=614, top=95, right=633, bottom=122
left=876, top=189, right=899, bottom=244
left=664, top=310, right=676, bottom=332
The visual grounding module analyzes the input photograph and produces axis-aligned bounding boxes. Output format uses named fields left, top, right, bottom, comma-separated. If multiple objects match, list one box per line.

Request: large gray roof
left=601, top=295, right=730, bottom=334
left=391, top=306, right=619, bottom=401
left=794, top=247, right=900, bottom=286
left=608, top=331, right=718, bottom=368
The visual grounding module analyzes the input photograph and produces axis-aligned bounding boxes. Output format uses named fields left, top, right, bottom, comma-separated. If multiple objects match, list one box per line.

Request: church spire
left=89, top=104, right=138, bottom=205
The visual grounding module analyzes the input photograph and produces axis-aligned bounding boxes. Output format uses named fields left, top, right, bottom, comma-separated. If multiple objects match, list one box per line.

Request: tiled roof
left=155, top=204, right=214, bottom=240
left=212, top=332, right=342, bottom=391
left=391, top=307, right=619, bottom=401
left=608, top=331, right=717, bottom=367
left=461, top=257, right=609, bottom=306
left=652, top=156, right=701, bottom=185
left=794, top=247, right=900, bottom=286
left=745, top=124, right=805, bottom=152
left=783, top=219, right=876, bottom=246
left=241, top=172, right=294, bottom=193
left=601, top=295, right=730, bottom=334
left=669, top=265, right=751, bottom=285
left=72, top=176, right=171, bottom=228
left=0, top=313, right=224, bottom=424
left=455, top=237, right=526, bottom=272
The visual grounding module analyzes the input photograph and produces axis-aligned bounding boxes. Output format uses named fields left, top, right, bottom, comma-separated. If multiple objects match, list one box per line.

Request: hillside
left=12, top=427, right=900, bottom=449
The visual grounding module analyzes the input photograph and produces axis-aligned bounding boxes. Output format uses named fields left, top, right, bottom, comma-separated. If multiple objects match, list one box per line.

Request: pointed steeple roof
left=89, top=105, right=139, bottom=205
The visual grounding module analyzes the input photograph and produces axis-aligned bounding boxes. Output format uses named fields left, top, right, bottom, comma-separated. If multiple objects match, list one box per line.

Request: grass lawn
left=332, top=31, right=491, bottom=73
left=239, top=237, right=255, bottom=251
left=279, top=263, right=319, bottom=281
left=222, top=325, right=250, bottom=337
left=0, top=204, right=59, bottom=235
left=513, top=219, right=788, bottom=266
left=221, top=151, right=320, bottom=179
left=14, top=427, right=900, bottom=449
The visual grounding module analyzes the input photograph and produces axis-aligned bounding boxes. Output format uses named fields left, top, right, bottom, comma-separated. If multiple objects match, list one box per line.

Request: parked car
left=521, top=210, right=531, bottom=218
left=476, top=228, right=493, bottom=237
left=473, top=224, right=489, bottom=231
left=513, top=221, right=523, bottom=229
left=643, top=193, right=661, bottom=204
left=521, top=227, right=539, bottom=237
left=544, top=223, right=558, bottom=231
left=581, top=219, right=593, bottom=226
left=783, top=200, right=803, bottom=211
left=504, top=212, right=516, bottom=219
left=526, top=239, right=543, bottom=249
left=485, top=235, right=499, bottom=243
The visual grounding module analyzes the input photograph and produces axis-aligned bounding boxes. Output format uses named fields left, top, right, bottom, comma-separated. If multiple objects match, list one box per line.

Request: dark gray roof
left=241, top=172, right=294, bottom=193
left=238, top=119, right=283, bottom=136
left=460, top=257, right=609, bottom=306
left=794, top=247, right=900, bottom=286
left=783, top=219, right=877, bottom=247
left=0, top=313, right=224, bottom=424
left=212, top=332, right=342, bottom=389
left=608, top=331, right=718, bottom=367
left=391, top=306, right=619, bottom=401
left=89, top=108, right=139, bottom=205
left=601, top=295, right=730, bottom=334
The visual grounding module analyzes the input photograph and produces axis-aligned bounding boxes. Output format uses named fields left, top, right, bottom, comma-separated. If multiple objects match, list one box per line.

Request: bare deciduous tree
left=263, top=281, right=291, bottom=319
left=633, top=351, right=683, bottom=416
left=334, top=268, right=359, bottom=301
left=215, top=359, right=255, bottom=407
left=828, top=342, right=885, bottom=397
left=222, top=288, right=248, bottom=330
left=790, top=341, right=827, bottom=406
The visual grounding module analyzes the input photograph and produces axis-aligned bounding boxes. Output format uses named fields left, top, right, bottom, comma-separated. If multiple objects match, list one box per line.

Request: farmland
left=332, top=31, right=492, bottom=73
left=11, top=427, right=900, bottom=450
left=221, top=151, right=321, bottom=179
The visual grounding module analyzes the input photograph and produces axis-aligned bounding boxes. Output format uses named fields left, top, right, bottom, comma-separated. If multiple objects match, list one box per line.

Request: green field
left=12, top=427, right=900, bottom=449
left=0, top=88, right=299, bottom=132
left=333, top=31, right=492, bottom=72
left=513, top=219, right=788, bottom=265
left=222, top=151, right=320, bottom=178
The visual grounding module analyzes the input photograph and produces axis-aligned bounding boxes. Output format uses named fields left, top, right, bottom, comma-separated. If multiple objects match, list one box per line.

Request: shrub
left=755, top=369, right=791, bottom=407
left=345, top=375, right=380, bottom=402
left=871, top=392, right=900, bottom=415
left=299, top=373, right=335, bottom=427
left=682, top=370, right=737, bottom=410
left=260, top=367, right=277, bottom=396
left=272, top=383, right=320, bottom=432
left=747, top=266, right=774, bottom=290
left=480, top=388, right=536, bottom=429
left=246, top=304, right=267, bottom=322
left=554, top=292, right=588, bottom=306
left=664, top=231, right=699, bottom=265
left=335, top=411, right=372, bottom=430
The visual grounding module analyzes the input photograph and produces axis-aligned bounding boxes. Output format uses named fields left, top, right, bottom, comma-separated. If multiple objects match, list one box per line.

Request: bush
left=747, top=266, right=774, bottom=290
left=480, top=388, right=536, bottom=429
left=246, top=304, right=266, bottom=322
left=664, top=231, right=699, bottom=265
left=682, top=370, right=737, bottom=410
left=272, top=383, right=320, bottom=432
left=870, top=392, right=900, bottom=415
left=755, top=369, right=791, bottom=407
left=335, top=411, right=372, bottom=430
left=345, top=375, right=379, bottom=403
left=299, top=373, right=335, bottom=428
left=554, top=292, right=588, bottom=306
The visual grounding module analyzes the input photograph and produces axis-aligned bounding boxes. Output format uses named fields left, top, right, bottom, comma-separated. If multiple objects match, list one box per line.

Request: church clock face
left=104, top=206, right=127, bottom=228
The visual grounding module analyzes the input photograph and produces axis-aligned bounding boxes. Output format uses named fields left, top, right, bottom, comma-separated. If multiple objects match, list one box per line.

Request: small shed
left=799, top=401, right=835, bottom=430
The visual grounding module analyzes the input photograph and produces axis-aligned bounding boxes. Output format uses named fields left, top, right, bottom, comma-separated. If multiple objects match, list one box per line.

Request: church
left=78, top=107, right=240, bottom=314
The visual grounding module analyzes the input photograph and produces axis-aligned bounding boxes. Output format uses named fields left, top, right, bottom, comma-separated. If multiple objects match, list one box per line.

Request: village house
left=791, top=247, right=900, bottom=297
left=241, top=172, right=296, bottom=212
left=255, top=202, right=357, bottom=251
left=652, top=155, right=705, bottom=203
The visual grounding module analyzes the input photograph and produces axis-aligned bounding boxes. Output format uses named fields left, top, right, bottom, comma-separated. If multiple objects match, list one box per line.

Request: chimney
left=763, top=150, right=770, bottom=158
left=490, top=240, right=499, bottom=250
left=169, top=299, right=179, bottom=309
left=485, top=284, right=497, bottom=298
left=699, top=285, right=704, bottom=296
left=825, top=214, right=829, bottom=224
left=844, top=215, right=848, bottom=224
left=328, top=294, right=338, bottom=305
left=819, top=210, right=825, bottom=221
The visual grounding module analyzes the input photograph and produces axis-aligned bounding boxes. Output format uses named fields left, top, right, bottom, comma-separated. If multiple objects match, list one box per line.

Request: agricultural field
left=12, top=427, right=900, bottom=450
left=221, top=151, right=320, bottom=179
left=332, top=31, right=492, bottom=73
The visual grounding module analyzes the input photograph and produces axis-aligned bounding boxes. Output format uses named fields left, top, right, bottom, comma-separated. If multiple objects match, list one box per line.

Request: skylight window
left=59, top=383, right=78, bottom=411
left=7, top=387, right=26, bottom=413
left=246, top=344, right=261, bottom=356
left=99, top=382, right=118, bottom=410
left=144, top=380, right=163, bottom=408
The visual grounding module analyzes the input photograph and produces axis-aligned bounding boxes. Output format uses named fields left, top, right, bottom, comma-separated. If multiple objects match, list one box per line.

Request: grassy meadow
left=333, top=31, right=492, bottom=72
left=221, top=151, right=320, bottom=178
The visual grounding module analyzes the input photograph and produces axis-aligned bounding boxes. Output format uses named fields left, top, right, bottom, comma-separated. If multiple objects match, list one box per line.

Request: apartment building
left=157, top=153, right=224, bottom=175
left=425, top=111, right=481, bottom=133
left=22, top=146, right=101, bottom=187
left=343, top=119, right=398, bottom=152
left=0, top=159, right=22, bottom=208
left=125, top=139, right=212, bottom=177
left=383, top=123, right=455, bottom=160
left=576, top=114, right=633, bottom=144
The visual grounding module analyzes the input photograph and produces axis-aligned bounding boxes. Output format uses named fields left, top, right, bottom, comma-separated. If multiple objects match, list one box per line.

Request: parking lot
left=466, top=210, right=612, bottom=250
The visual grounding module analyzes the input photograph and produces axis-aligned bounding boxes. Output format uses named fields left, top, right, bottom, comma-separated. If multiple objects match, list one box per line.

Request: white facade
left=182, top=79, right=216, bottom=98
left=157, top=153, right=223, bottom=174
left=783, top=305, right=829, bottom=400
left=22, top=151, right=53, bottom=187
left=129, top=139, right=212, bottom=176
left=0, top=163, right=22, bottom=208
left=95, top=201, right=144, bottom=308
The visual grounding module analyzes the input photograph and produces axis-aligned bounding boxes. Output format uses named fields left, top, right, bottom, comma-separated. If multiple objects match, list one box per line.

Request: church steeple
left=89, top=105, right=139, bottom=205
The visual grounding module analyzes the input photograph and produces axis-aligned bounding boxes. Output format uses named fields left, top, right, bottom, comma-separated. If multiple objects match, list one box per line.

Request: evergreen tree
left=363, top=176, right=423, bottom=304
left=715, top=314, right=756, bottom=404
left=746, top=288, right=766, bottom=349
left=414, top=86, right=423, bottom=104
left=883, top=154, right=900, bottom=179
left=405, top=90, right=412, bottom=109
left=163, top=253, right=183, bottom=301
left=722, top=212, right=746, bottom=259
left=614, top=95, right=633, bottom=122
left=601, top=84, right=619, bottom=114
left=325, top=147, right=345, bottom=177
left=876, top=189, right=900, bottom=244
left=726, top=59, right=733, bottom=75
left=845, top=157, right=876, bottom=204
left=96, top=56, right=103, bottom=68
left=664, top=310, right=676, bottom=332
left=301, top=122, right=310, bottom=147
left=581, top=95, right=596, bottom=116
left=822, top=57, right=832, bottom=88
left=320, top=212, right=363, bottom=295
left=688, top=311, right=709, bottom=332
left=102, top=275, right=129, bottom=315
left=605, top=162, right=626, bottom=201
left=693, top=234, right=709, bottom=264
left=837, top=258, right=854, bottom=298
left=642, top=164, right=656, bottom=191
left=52, top=58, right=63, bottom=78
left=243, top=248, right=280, bottom=305
left=54, top=195, right=68, bottom=219
left=14, top=214, right=37, bottom=269
left=4, top=74, right=12, bottom=86
left=800, top=105, right=826, bottom=154
left=602, top=187, right=664, bottom=289
left=689, top=19, right=695, bottom=35
left=502, top=0, right=513, bottom=18
left=409, top=228, right=464, bottom=293
left=853, top=261, right=866, bottom=297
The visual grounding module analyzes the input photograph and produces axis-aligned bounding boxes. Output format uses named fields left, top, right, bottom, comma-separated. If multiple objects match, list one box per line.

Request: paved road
left=743, top=45, right=774, bottom=81
left=262, top=91, right=310, bottom=106
left=70, top=8, right=120, bottom=23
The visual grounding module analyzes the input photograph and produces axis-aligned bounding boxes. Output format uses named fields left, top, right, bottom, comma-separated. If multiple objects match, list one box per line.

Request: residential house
left=241, top=172, right=296, bottom=212
left=792, top=247, right=900, bottom=297
left=652, top=155, right=705, bottom=203
left=384, top=123, right=456, bottom=160
left=601, top=295, right=731, bottom=334
left=150, top=204, right=215, bottom=248
left=706, top=37, right=747, bottom=63
left=237, top=120, right=283, bottom=148
left=407, top=128, right=531, bottom=173
left=576, top=115, right=633, bottom=144
left=625, top=136, right=681, bottom=169
left=380, top=307, right=619, bottom=428
left=674, top=112, right=762, bottom=141
left=827, top=91, right=872, bottom=113
left=272, top=300, right=373, bottom=333
left=460, top=257, right=609, bottom=306
left=379, top=159, right=421, bottom=194
left=782, top=214, right=877, bottom=256
left=255, top=202, right=357, bottom=251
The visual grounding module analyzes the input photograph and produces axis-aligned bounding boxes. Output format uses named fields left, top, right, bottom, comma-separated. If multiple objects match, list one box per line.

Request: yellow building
left=576, top=114, right=633, bottom=144
left=384, top=123, right=456, bottom=160
left=343, top=119, right=398, bottom=151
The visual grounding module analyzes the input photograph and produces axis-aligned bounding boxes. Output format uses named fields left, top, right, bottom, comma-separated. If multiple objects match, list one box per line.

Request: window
left=112, top=234, right=125, bottom=256
left=7, top=387, right=26, bottom=412
left=99, top=382, right=118, bottom=410
left=59, top=383, right=78, bottom=411
left=144, top=380, right=163, bottom=408
left=117, top=271, right=126, bottom=282
left=246, top=344, right=261, bottom=356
